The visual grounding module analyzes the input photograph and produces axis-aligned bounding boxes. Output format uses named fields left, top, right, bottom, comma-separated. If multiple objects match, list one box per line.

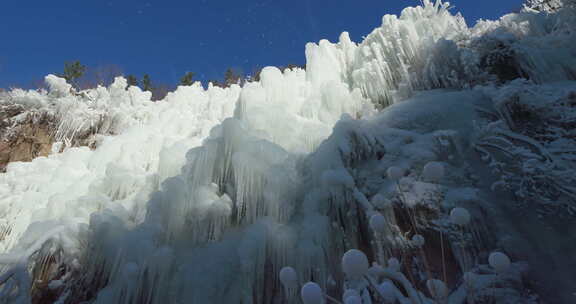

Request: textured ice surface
left=1, top=1, right=575, bottom=303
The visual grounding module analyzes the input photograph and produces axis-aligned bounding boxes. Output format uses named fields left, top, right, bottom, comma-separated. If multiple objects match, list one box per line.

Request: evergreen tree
left=251, top=66, right=263, bottom=82
left=61, top=61, right=86, bottom=87
left=126, top=75, right=138, bottom=88
left=180, top=72, right=195, bottom=86
left=224, top=68, right=241, bottom=86
left=142, top=74, right=152, bottom=92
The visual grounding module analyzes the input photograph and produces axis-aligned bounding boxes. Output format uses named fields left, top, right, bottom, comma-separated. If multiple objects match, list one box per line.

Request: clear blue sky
left=0, top=0, right=522, bottom=88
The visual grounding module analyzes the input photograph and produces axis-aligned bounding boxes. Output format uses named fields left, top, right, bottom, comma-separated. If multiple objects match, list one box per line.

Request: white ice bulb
left=411, top=234, right=425, bottom=247
left=301, top=282, right=323, bottom=304
left=342, top=249, right=369, bottom=278
left=369, top=213, right=387, bottom=233
left=450, top=207, right=471, bottom=225
left=489, top=252, right=511, bottom=273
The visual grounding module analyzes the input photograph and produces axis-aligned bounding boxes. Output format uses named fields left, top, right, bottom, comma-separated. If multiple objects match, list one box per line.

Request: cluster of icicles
left=280, top=162, right=512, bottom=304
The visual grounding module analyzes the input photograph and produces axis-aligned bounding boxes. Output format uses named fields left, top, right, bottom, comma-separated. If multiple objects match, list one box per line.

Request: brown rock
left=0, top=107, right=56, bottom=172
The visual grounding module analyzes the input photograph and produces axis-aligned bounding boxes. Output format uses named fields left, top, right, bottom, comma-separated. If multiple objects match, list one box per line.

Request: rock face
left=0, top=104, right=55, bottom=172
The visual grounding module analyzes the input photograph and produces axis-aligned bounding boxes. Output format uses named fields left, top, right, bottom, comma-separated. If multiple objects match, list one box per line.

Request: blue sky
left=0, top=0, right=522, bottom=88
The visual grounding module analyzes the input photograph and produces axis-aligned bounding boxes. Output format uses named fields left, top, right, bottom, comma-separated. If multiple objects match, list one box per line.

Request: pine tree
left=61, top=61, right=86, bottom=87
left=142, top=74, right=152, bottom=92
left=180, top=72, right=195, bottom=86
left=126, top=75, right=138, bottom=88
left=224, top=68, right=241, bottom=86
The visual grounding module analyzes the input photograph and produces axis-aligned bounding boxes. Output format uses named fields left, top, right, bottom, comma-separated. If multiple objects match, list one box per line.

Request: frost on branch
left=474, top=82, right=576, bottom=214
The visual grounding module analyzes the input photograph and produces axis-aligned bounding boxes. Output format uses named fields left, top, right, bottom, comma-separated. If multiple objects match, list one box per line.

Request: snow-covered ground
left=1, top=1, right=575, bottom=303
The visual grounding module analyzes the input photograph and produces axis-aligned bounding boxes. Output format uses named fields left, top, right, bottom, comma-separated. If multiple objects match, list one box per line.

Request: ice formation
left=488, top=252, right=511, bottom=273
left=385, top=166, right=403, bottom=181
left=301, top=282, right=323, bottom=304
left=344, top=295, right=362, bottom=304
left=341, top=249, right=370, bottom=279
left=368, top=213, right=387, bottom=233
left=386, top=258, right=401, bottom=273
left=411, top=234, right=425, bottom=247
left=422, top=161, right=445, bottom=182
left=280, top=266, right=298, bottom=289
left=426, top=279, right=448, bottom=300
left=527, top=0, right=575, bottom=11
left=449, top=207, right=471, bottom=226
left=377, top=281, right=397, bottom=303
left=0, top=0, right=575, bottom=303
left=342, top=289, right=360, bottom=302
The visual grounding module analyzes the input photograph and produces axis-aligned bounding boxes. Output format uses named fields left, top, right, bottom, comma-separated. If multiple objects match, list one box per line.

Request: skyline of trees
left=0, top=61, right=307, bottom=96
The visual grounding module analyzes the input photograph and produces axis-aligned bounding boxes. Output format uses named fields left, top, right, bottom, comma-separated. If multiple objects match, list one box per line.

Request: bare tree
left=224, top=68, right=241, bottom=86
left=151, top=83, right=173, bottom=101
left=76, top=64, right=124, bottom=90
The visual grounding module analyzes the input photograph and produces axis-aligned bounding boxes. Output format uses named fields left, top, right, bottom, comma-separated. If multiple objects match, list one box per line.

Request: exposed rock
left=0, top=105, right=56, bottom=172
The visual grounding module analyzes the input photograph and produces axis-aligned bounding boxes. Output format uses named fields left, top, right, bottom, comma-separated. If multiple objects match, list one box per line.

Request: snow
left=45, top=74, right=72, bottom=97
left=527, top=0, right=574, bottom=12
